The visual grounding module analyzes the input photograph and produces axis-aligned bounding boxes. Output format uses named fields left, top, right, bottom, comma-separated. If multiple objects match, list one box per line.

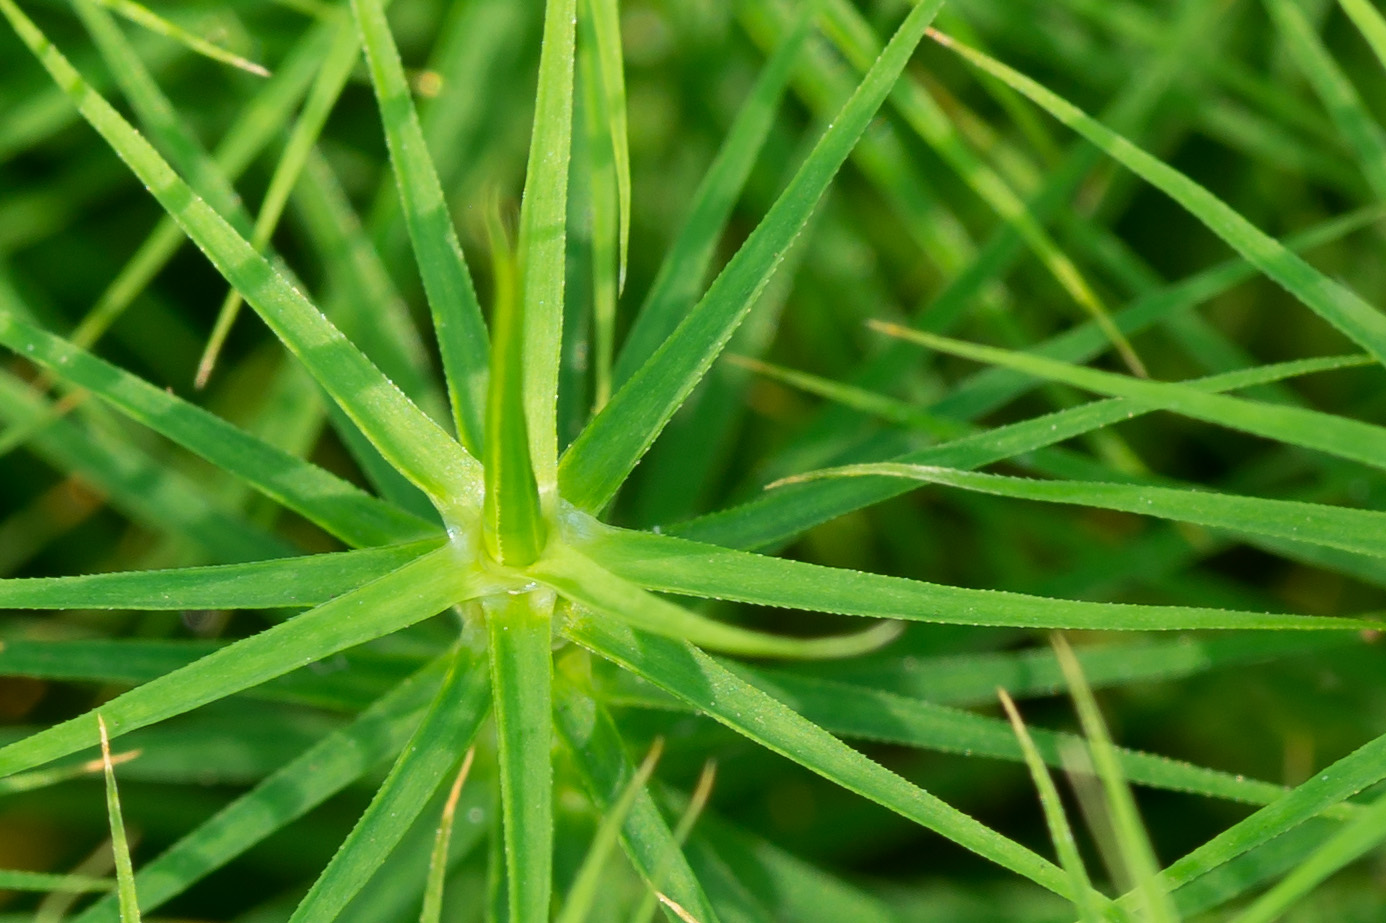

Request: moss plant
left=1, top=0, right=1385, bottom=920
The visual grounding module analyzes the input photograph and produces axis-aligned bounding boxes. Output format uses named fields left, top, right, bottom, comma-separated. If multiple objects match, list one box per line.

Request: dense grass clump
left=1, top=0, right=1385, bottom=920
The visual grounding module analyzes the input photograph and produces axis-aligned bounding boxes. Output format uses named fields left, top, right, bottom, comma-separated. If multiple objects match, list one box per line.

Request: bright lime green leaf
left=783, top=462, right=1386, bottom=560
left=87, top=0, right=269, bottom=76
left=0, top=546, right=485, bottom=780
left=0, top=870, right=114, bottom=893
left=98, top=716, right=141, bottom=923
left=352, top=0, right=489, bottom=451
left=538, top=542, right=904, bottom=657
left=486, top=591, right=556, bottom=923
left=1339, top=0, right=1386, bottom=75
left=584, top=525, right=1367, bottom=631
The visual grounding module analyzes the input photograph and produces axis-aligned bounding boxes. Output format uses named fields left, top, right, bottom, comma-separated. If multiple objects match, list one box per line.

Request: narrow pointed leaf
left=537, top=543, right=904, bottom=658
left=517, top=0, right=579, bottom=500
left=289, top=647, right=490, bottom=923
left=584, top=0, right=631, bottom=292
left=89, top=0, right=268, bottom=76
left=583, top=526, right=1367, bottom=631
left=567, top=618, right=1078, bottom=900
left=787, top=462, right=1386, bottom=559
left=0, top=313, right=438, bottom=547
left=487, top=591, right=555, bottom=923
left=71, top=658, right=449, bottom=923
left=353, top=0, right=489, bottom=451
left=0, top=540, right=440, bottom=610
left=560, top=0, right=946, bottom=513
left=0, top=546, right=485, bottom=780
left=420, top=748, right=475, bottom=923
left=1338, top=0, right=1386, bottom=77
left=98, top=717, right=141, bottom=923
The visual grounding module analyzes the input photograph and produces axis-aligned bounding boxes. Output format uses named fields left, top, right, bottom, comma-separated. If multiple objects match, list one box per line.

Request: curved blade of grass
left=927, top=29, right=1386, bottom=370
left=674, top=352, right=1369, bottom=553
left=87, top=0, right=268, bottom=76
left=536, top=543, right=906, bottom=658
left=583, top=526, right=1368, bottom=631
left=420, top=747, right=475, bottom=923
left=554, top=677, right=723, bottom=923
left=517, top=0, right=578, bottom=503
left=486, top=590, right=555, bottom=923
left=0, top=539, right=439, bottom=610
left=352, top=0, right=489, bottom=451
left=567, top=617, right=1081, bottom=901
left=819, top=0, right=1144, bottom=376
left=1229, top=789, right=1386, bottom=923
left=1266, top=0, right=1386, bottom=199
left=483, top=209, right=545, bottom=566
left=782, top=462, right=1386, bottom=559
left=560, top=0, right=946, bottom=513
left=0, top=545, right=484, bottom=780
left=613, top=8, right=810, bottom=386
left=557, top=739, right=663, bottom=923
left=0, top=870, right=114, bottom=893
left=1338, top=0, right=1386, bottom=75
left=71, top=658, right=447, bottom=923
left=0, top=1, right=483, bottom=524
left=289, top=647, right=489, bottom=923
left=880, top=325, right=1386, bottom=478
left=584, top=0, right=630, bottom=293
left=997, top=690, right=1102, bottom=923
left=98, top=716, right=141, bottom=923
left=0, top=313, right=438, bottom=547
left=1054, top=636, right=1176, bottom=923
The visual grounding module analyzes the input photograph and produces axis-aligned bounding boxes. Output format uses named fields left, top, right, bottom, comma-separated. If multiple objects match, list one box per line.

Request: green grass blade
left=0, top=539, right=440, bottom=610
left=420, top=747, right=475, bottom=923
left=0, top=545, right=484, bottom=779
left=352, top=0, right=489, bottom=451
left=1338, top=0, right=1386, bottom=75
left=1229, top=790, right=1386, bottom=923
left=631, top=763, right=717, bottom=923
left=0, top=0, right=483, bottom=524
left=583, top=0, right=630, bottom=293
left=87, top=0, right=268, bottom=76
left=483, top=212, right=545, bottom=566
left=517, top=0, right=579, bottom=502
left=0, top=870, right=113, bottom=893
left=1054, top=636, right=1176, bottom=923
left=98, top=716, right=141, bottom=923
left=554, top=674, right=723, bottom=923
left=0, top=313, right=438, bottom=547
left=1265, top=0, right=1386, bottom=199
left=927, top=29, right=1386, bottom=369
left=289, top=647, right=490, bottom=923
left=487, top=591, right=555, bottom=923
left=578, top=13, right=619, bottom=410
left=567, top=618, right=1078, bottom=901
left=560, top=0, right=946, bottom=514
left=1148, top=730, right=1386, bottom=899
left=71, top=658, right=448, bottom=923
left=880, top=325, right=1386, bottom=478
left=537, top=542, right=903, bottom=658
left=583, top=526, right=1367, bottom=631
left=613, top=8, right=809, bottom=386
left=674, top=353, right=1369, bottom=553
left=557, top=739, right=662, bottom=923
left=997, top=690, right=1103, bottom=923
left=782, top=462, right=1386, bottom=559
